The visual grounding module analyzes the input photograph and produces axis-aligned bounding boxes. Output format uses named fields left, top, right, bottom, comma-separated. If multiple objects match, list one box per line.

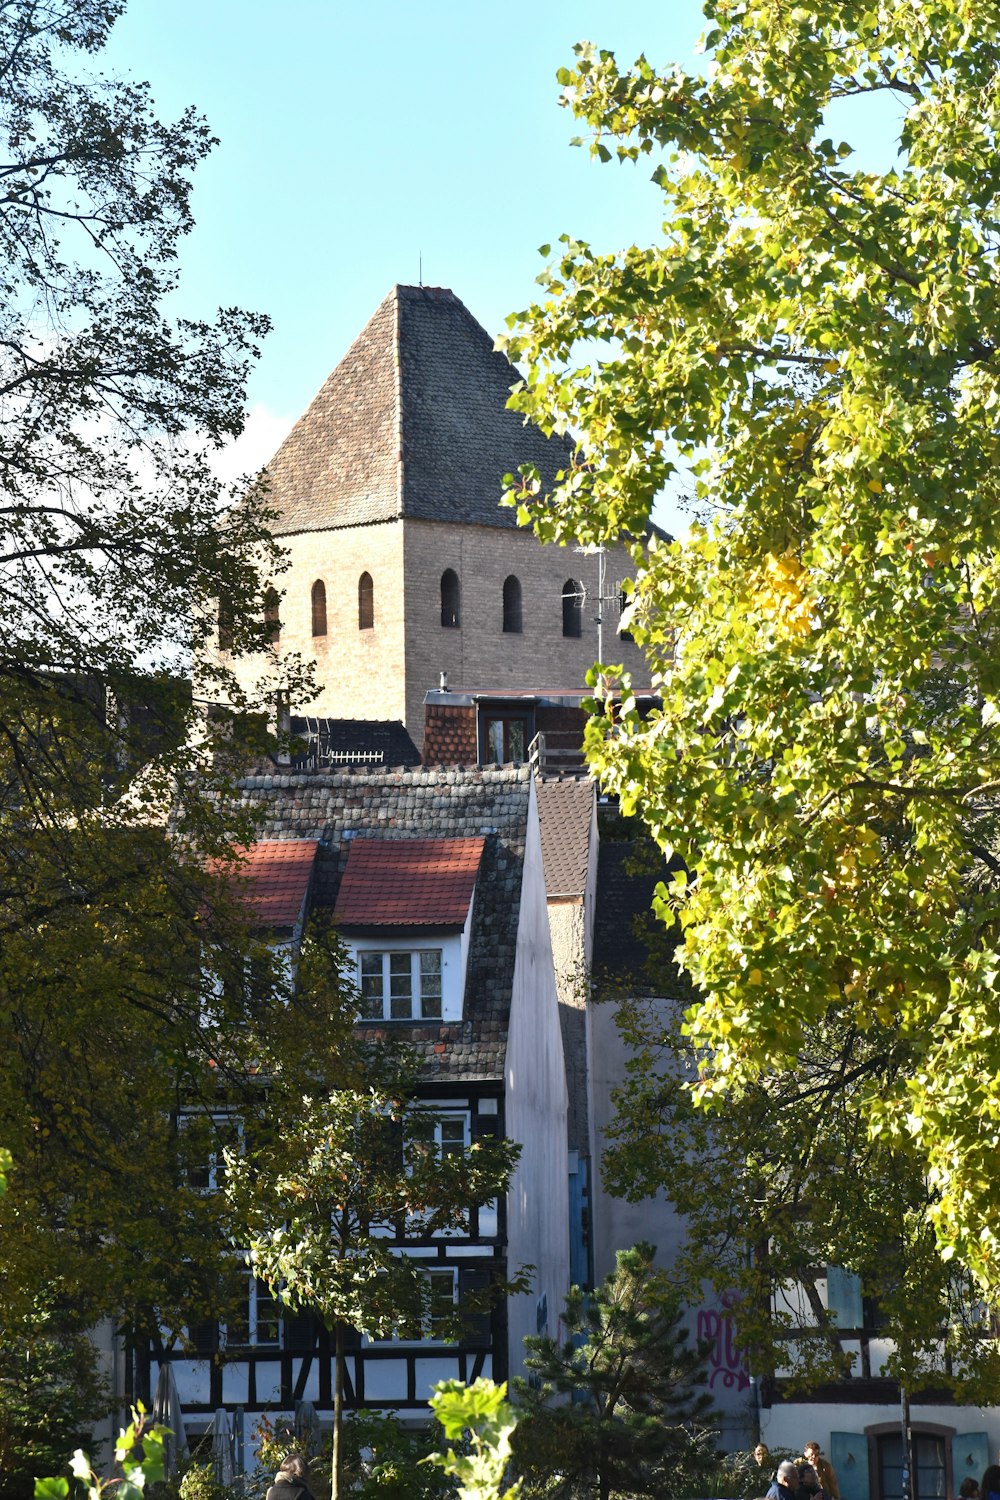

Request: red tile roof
left=335, top=837, right=485, bottom=928
left=219, top=840, right=320, bottom=928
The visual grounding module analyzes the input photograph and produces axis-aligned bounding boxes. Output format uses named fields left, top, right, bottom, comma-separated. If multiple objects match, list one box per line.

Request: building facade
left=212, top=285, right=650, bottom=747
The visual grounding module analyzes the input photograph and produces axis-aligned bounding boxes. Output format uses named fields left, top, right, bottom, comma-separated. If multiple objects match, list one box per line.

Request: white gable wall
left=505, top=777, right=570, bottom=1379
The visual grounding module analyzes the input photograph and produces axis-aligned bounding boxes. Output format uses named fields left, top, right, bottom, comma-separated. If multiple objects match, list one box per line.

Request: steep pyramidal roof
left=264, top=286, right=573, bottom=536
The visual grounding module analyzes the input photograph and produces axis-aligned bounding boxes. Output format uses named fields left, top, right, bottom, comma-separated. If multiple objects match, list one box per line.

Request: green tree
left=503, top=2, right=1000, bottom=1290
left=0, top=0, right=313, bottom=1338
left=225, top=1045, right=522, bottom=1500
left=34, top=1406, right=168, bottom=1500
left=512, top=1243, right=717, bottom=1500
left=0, top=1301, right=109, bottom=1500
left=603, top=974, right=1000, bottom=1400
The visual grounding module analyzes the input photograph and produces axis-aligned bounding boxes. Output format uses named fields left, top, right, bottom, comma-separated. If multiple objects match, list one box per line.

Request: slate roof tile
left=536, top=779, right=594, bottom=900
left=262, top=286, right=573, bottom=537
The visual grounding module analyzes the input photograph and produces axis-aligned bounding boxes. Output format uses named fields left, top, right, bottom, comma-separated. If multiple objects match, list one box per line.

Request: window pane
left=428, top=1271, right=456, bottom=1337
left=508, top=719, right=526, bottom=761
left=878, top=1434, right=904, bottom=1500
left=487, top=719, right=503, bottom=765
left=389, top=955, right=413, bottom=1018
left=439, top=1117, right=466, bottom=1155
left=420, top=951, right=441, bottom=984
left=419, top=951, right=442, bottom=1017
left=914, top=1437, right=946, bottom=1500
left=255, top=1279, right=281, bottom=1346
left=389, top=953, right=413, bottom=1017
left=360, top=953, right=384, bottom=1017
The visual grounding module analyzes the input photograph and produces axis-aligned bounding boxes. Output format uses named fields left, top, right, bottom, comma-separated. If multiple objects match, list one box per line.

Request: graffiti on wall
left=698, top=1301, right=750, bottom=1392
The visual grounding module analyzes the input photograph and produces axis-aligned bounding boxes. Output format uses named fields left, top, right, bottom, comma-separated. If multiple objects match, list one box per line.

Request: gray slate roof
left=263, top=286, right=573, bottom=536
left=219, top=764, right=532, bottom=1081
left=536, top=778, right=594, bottom=900
left=289, top=717, right=420, bottom=768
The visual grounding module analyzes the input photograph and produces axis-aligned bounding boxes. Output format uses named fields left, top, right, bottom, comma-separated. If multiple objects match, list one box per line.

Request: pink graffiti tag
left=698, top=1307, right=750, bottom=1392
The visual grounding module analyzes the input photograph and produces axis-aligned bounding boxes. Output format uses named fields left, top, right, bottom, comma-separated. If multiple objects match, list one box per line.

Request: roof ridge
left=392, top=286, right=404, bottom=518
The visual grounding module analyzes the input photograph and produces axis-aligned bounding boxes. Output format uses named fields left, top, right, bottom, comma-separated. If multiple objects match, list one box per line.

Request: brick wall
left=215, top=515, right=651, bottom=752
left=402, top=519, right=651, bottom=741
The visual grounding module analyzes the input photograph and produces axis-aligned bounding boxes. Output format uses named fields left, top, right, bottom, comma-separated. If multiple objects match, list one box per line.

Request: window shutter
left=954, top=1433, right=989, bottom=1489
left=283, top=1309, right=316, bottom=1352
left=831, top=1431, right=869, bottom=1500
left=458, top=1268, right=492, bottom=1346
left=191, top=1319, right=216, bottom=1356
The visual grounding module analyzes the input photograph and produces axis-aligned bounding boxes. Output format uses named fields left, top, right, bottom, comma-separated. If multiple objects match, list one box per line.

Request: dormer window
left=334, top=837, right=485, bottom=1023
left=360, top=949, right=443, bottom=1020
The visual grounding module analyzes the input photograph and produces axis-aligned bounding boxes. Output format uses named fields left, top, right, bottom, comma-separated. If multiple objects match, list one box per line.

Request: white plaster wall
left=587, top=991, right=690, bottom=1284
left=88, top=1317, right=124, bottom=1471
left=505, top=780, right=570, bottom=1380
left=586, top=990, right=756, bottom=1450
left=761, top=1403, right=1000, bottom=1466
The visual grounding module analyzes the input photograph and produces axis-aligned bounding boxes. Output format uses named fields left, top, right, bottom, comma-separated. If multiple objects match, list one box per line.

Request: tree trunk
left=332, top=1322, right=344, bottom=1500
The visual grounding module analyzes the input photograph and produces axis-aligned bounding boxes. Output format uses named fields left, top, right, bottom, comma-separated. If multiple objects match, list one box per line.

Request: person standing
left=265, top=1454, right=316, bottom=1500
left=980, top=1464, right=1000, bottom=1500
left=804, top=1440, right=841, bottom=1500
left=768, top=1460, right=802, bottom=1500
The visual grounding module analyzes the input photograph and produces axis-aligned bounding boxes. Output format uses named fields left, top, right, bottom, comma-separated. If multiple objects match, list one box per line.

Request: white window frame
left=220, top=1269, right=282, bottom=1351
left=365, top=1266, right=459, bottom=1346
left=358, top=947, right=444, bottom=1021
left=178, top=1111, right=243, bottom=1193
left=434, top=1112, right=470, bottom=1158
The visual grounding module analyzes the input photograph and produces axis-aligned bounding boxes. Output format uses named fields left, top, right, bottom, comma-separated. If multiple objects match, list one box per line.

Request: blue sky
left=101, top=2, right=711, bottom=524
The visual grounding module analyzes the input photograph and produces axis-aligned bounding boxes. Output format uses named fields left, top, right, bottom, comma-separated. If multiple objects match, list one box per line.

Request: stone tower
left=217, top=286, right=650, bottom=746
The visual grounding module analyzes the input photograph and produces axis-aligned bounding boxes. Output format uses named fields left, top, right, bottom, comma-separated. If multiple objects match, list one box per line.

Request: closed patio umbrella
left=151, top=1362, right=189, bottom=1477
left=295, top=1399, right=320, bottom=1455
left=212, top=1407, right=235, bottom=1485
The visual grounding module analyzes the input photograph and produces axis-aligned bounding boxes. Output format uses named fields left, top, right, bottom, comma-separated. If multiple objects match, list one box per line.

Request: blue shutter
left=827, top=1266, right=863, bottom=1327
left=831, top=1431, right=869, bottom=1500
left=568, top=1152, right=590, bottom=1289
left=954, top=1433, right=989, bottom=1489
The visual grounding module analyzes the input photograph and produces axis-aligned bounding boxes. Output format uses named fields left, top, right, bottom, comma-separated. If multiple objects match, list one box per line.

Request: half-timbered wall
left=135, top=1081, right=508, bottom=1431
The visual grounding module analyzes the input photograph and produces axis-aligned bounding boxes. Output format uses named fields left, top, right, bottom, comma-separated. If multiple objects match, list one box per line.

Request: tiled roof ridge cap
left=395, top=282, right=493, bottom=346
left=233, top=763, right=532, bottom=789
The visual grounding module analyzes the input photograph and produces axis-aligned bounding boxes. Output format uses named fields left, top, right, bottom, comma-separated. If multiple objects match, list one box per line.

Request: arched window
left=311, top=579, right=327, bottom=637
left=217, top=595, right=233, bottom=652
left=441, top=568, right=461, bottom=628
left=562, top=579, right=583, bottom=639
left=358, top=571, right=374, bottom=630
left=263, top=587, right=281, bottom=643
left=502, top=575, right=522, bottom=634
